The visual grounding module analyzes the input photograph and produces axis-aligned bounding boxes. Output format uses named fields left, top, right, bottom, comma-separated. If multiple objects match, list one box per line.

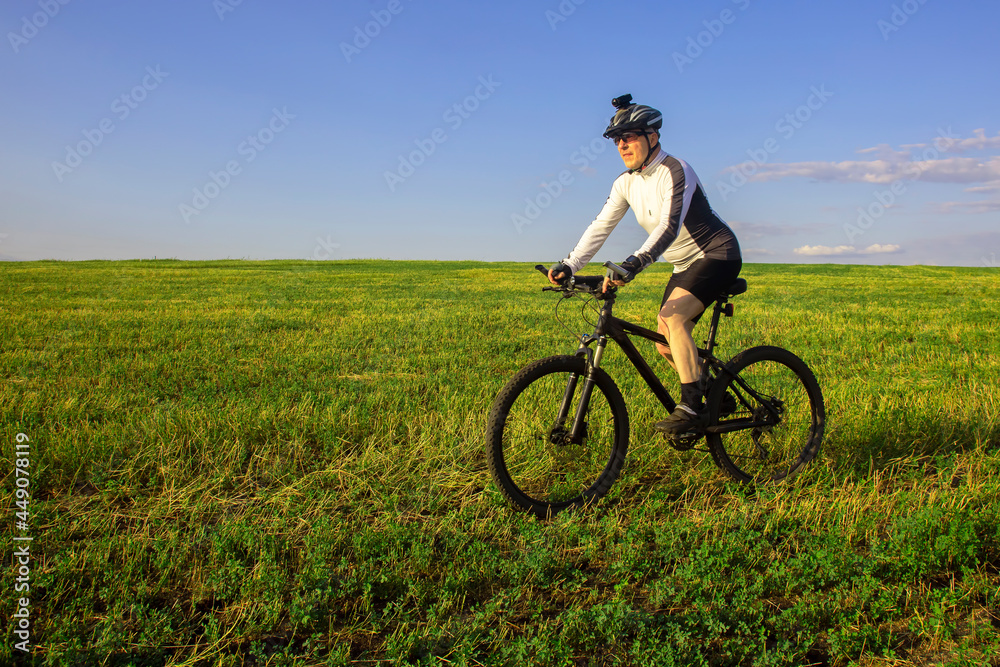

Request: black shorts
left=661, top=258, right=743, bottom=319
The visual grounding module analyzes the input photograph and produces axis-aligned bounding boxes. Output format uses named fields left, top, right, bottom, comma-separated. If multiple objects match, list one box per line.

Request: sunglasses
left=610, top=132, right=643, bottom=146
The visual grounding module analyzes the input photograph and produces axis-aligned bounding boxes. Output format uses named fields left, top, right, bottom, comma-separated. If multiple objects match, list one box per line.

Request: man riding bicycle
left=548, top=94, right=742, bottom=434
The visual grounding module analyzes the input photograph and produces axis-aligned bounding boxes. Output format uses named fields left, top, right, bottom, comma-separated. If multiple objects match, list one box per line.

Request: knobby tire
left=706, top=345, right=825, bottom=484
left=485, top=355, right=629, bottom=517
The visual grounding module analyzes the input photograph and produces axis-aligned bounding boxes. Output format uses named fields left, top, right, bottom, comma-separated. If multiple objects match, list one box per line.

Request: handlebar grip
left=535, top=264, right=605, bottom=292
left=604, top=261, right=628, bottom=279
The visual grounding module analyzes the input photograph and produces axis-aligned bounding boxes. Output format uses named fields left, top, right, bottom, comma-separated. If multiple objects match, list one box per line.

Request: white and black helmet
left=603, top=94, right=663, bottom=140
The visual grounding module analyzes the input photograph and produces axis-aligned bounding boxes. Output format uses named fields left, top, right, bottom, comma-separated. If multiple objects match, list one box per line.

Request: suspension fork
left=565, top=336, right=607, bottom=444
left=554, top=365, right=581, bottom=437
left=555, top=297, right=612, bottom=445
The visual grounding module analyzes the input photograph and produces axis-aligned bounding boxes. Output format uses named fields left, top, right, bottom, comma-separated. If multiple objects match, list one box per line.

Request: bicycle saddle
left=726, top=279, right=748, bottom=297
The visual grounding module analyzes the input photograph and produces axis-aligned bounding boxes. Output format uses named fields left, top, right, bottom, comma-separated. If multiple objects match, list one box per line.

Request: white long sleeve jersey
left=562, top=150, right=740, bottom=275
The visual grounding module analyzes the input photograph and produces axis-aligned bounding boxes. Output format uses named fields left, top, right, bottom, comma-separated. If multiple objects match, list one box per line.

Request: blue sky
left=2, top=0, right=998, bottom=266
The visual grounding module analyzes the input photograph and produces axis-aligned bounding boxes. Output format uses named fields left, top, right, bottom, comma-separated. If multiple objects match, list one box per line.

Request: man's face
left=616, top=131, right=657, bottom=170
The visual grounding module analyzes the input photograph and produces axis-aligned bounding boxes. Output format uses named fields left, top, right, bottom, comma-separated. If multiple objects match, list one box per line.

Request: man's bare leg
left=657, top=288, right=704, bottom=385
left=654, top=288, right=708, bottom=433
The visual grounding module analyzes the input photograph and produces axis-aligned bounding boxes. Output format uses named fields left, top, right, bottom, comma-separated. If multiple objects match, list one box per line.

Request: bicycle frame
left=556, top=285, right=734, bottom=444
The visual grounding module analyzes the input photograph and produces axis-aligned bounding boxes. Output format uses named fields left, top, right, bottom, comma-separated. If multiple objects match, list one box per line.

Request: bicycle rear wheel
left=485, top=355, right=629, bottom=517
left=706, top=345, right=824, bottom=484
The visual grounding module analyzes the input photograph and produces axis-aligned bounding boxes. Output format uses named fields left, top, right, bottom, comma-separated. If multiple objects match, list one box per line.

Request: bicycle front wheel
left=706, top=345, right=825, bottom=484
left=485, top=355, right=629, bottom=517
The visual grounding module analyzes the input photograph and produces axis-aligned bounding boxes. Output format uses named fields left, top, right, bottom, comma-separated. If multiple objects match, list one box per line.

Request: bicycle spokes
left=495, top=362, right=624, bottom=509
left=707, top=346, right=824, bottom=484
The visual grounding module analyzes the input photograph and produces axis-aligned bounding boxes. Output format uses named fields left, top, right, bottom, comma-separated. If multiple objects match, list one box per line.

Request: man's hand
left=548, top=262, right=571, bottom=285
left=602, top=255, right=643, bottom=292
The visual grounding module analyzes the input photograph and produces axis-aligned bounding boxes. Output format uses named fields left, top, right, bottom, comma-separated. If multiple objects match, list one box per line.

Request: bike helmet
left=603, top=94, right=663, bottom=140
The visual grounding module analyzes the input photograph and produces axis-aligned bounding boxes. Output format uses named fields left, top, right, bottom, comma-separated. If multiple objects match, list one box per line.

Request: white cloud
left=936, top=200, right=1000, bottom=215
left=963, top=182, right=1000, bottom=193
left=859, top=243, right=902, bottom=255
left=895, top=231, right=1000, bottom=267
left=906, top=129, right=1000, bottom=154
left=908, top=156, right=1000, bottom=184
left=724, top=130, right=1000, bottom=186
left=794, top=243, right=902, bottom=256
left=794, top=244, right=858, bottom=256
left=739, top=156, right=1000, bottom=185
left=857, top=144, right=913, bottom=161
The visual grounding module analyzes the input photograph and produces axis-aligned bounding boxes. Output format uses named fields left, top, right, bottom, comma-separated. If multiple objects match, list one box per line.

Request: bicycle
left=485, top=262, right=825, bottom=517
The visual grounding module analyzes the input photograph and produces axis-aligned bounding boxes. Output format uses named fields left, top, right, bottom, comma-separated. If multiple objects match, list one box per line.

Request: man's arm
left=561, top=178, right=631, bottom=275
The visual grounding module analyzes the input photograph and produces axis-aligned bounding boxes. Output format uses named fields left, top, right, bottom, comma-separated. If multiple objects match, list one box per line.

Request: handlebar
left=534, top=263, right=626, bottom=294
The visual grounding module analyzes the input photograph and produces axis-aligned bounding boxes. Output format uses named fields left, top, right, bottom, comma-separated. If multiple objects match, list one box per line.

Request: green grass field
left=2, top=260, right=998, bottom=666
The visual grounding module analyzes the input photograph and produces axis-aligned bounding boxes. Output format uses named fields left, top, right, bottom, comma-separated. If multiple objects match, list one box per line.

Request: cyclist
left=548, top=94, right=742, bottom=434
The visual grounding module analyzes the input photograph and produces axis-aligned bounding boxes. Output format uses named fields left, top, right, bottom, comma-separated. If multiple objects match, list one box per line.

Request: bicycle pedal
left=664, top=432, right=701, bottom=451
